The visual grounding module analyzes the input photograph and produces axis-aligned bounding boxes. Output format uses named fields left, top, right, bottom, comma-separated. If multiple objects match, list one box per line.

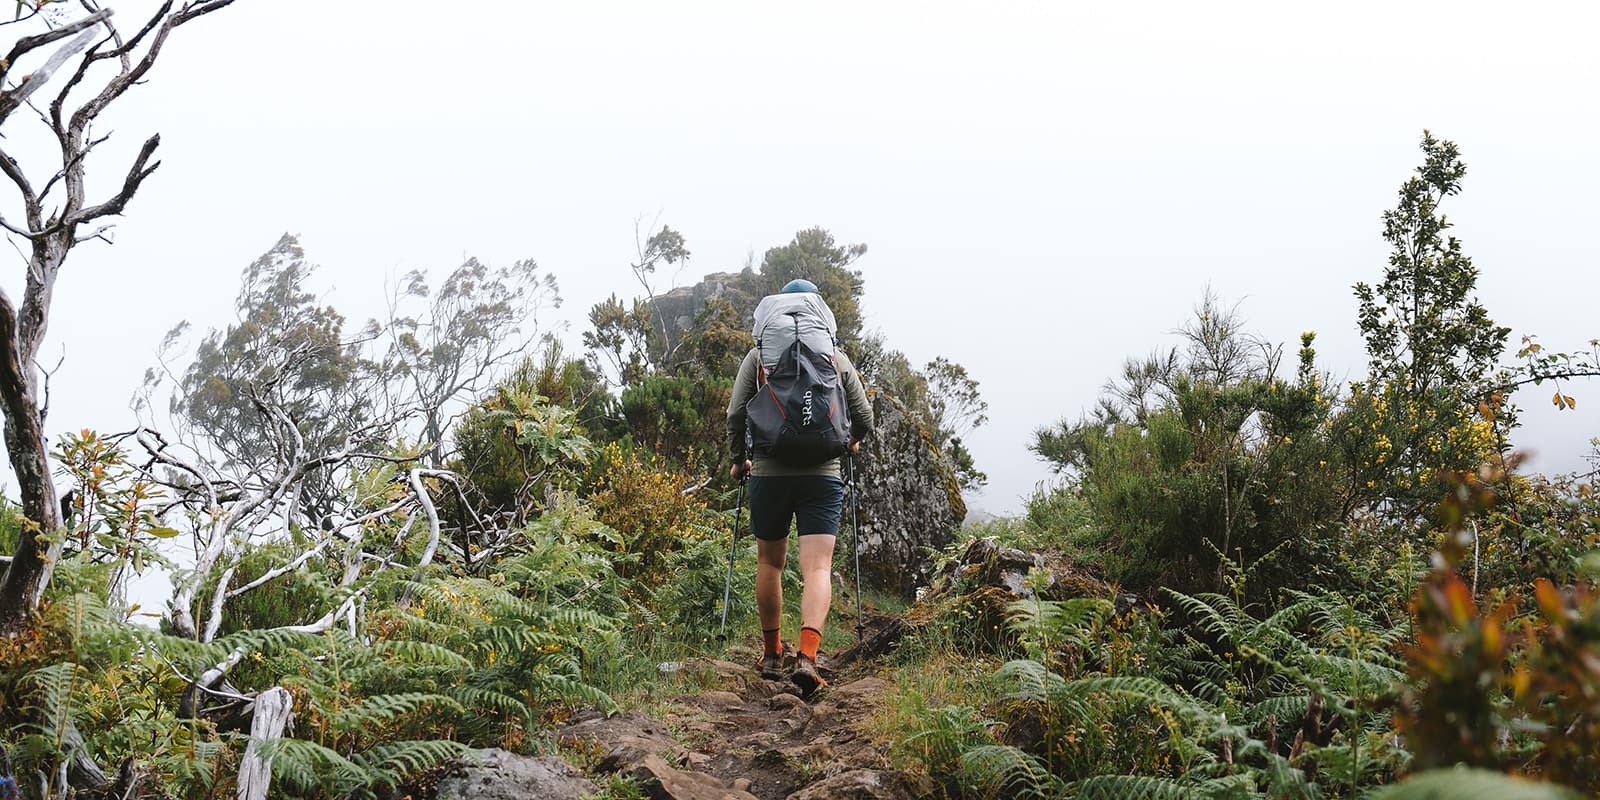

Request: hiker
left=726, top=278, right=873, bottom=697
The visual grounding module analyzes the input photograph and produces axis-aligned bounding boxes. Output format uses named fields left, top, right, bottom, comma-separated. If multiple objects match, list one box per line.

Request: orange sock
left=763, top=628, right=782, bottom=657
left=799, top=627, right=822, bottom=660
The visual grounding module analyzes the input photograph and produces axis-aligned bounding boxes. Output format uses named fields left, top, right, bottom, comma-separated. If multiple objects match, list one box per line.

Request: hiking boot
left=791, top=654, right=828, bottom=698
left=757, top=651, right=785, bottom=681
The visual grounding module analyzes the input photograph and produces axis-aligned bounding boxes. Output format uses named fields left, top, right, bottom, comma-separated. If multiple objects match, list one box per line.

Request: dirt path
left=558, top=616, right=922, bottom=800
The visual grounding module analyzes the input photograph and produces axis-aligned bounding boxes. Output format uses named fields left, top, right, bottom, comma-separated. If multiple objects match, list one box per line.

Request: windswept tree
left=140, top=237, right=559, bottom=641
left=0, top=0, right=241, bottom=631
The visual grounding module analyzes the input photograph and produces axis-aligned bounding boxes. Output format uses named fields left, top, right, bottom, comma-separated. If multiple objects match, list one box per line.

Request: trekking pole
left=717, top=474, right=747, bottom=646
left=847, top=454, right=864, bottom=646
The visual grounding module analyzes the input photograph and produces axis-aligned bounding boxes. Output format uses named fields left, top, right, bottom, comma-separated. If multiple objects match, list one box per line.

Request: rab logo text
left=801, top=390, right=814, bottom=426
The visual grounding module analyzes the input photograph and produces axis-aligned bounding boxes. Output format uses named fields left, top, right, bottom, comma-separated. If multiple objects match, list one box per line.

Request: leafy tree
left=1355, top=132, right=1508, bottom=399
left=619, top=375, right=731, bottom=476
left=581, top=223, right=691, bottom=387
left=171, top=235, right=373, bottom=524
left=678, top=293, right=749, bottom=380
left=757, top=227, right=867, bottom=350
left=584, top=295, right=658, bottom=388
left=451, top=348, right=605, bottom=525
left=1347, top=132, right=1510, bottom=516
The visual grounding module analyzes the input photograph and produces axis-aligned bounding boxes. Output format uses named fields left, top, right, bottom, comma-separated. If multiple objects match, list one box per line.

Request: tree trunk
left=237, top=687, right=292, bottom=800
left=0, top=247, right=62, bottom=631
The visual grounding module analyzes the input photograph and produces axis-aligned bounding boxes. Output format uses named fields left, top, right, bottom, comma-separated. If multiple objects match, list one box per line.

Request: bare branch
left=0, top=24, right=101, bottom=125
left=67, top=133, right=159, bottom=224
left=0, top=7, right=111, bottom=99
left=409, top=469, right=442, bottom=572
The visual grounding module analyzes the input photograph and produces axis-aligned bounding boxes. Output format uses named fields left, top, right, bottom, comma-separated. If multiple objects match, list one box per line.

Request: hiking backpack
left=744, top=292, right=852, bottom=466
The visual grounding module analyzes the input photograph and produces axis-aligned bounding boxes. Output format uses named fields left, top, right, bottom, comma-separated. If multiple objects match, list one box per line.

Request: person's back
left=724, top=279, right=873, bottom=697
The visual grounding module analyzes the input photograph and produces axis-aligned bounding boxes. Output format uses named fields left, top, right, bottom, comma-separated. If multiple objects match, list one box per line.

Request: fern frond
left=374, top=639, right=473, bottom=670
left=900, top=705, right=994, bottom=773
left=1074, top=773, right=1208, bottom=800
left=1161, top=589, right=1235, bottom=642
left=22, top=661, right=82, bottom=739
left=532, top=672, right=617, bottom=713
left=445, top=686, right=531, bottom=721
left=957, top=745, right=1064, bottom=800
left=263, top=737, right=367, bottom=796
left=332, top=692, right=464, bottom=732
left=998, top=659, right=1068, bottom=703
left=352, top=739, right=469, bottom=786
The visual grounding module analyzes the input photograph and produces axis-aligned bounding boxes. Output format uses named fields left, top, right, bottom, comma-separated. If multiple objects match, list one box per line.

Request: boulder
left=433, top=749, right=596, bottom=800
left=934, top=537, right=1052, bottom=598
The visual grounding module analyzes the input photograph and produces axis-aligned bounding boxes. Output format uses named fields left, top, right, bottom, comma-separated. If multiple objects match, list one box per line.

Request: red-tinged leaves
left=1534, top=579, right=1565, bottom=622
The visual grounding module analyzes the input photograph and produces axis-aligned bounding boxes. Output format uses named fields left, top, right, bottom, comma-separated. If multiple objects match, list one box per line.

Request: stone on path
left=433, top=749, right=597, bottom=800
left=783, top=769, right=917, bottom=800
left=628, top=753, right=761, bottom=800
left=559, top=709, right=686, bottom=772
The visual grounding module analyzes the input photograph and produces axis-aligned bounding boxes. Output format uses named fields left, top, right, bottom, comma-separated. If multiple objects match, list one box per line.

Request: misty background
left=7, top=0, right=1599, bottom=517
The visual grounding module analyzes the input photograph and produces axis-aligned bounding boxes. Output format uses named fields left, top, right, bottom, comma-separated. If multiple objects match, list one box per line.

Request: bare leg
left=797, top=534, right=838, bottom=634
left=756, top=537, right=788, bottom=636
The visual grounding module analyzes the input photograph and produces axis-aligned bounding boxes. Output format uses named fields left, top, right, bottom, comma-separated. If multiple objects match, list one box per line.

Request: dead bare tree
left=0, top=0, right=241, bottom=632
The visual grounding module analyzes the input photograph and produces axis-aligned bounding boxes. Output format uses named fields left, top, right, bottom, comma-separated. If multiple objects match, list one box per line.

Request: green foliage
left=1348, top=132, right=1511, bottom=522
left=1354, top=132, right=1508, bottom=402
left=1034, top=298, right=1344, bottom=596
left=378, top=254, right=561, bottom=464
left=453, top=372, right=599, bottom=523
left=680, top=293, right=750, bottom=379
left=194, top=538, right=337, bottom=636
left=619, top=374, right=731, bottom=475
left=585, top=443, right=715, bottom=584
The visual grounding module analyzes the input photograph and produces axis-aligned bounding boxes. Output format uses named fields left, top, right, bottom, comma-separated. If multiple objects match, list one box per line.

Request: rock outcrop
left=651, top=269, right=766, bottom=341
left=851, top=390, right=965, bottom=598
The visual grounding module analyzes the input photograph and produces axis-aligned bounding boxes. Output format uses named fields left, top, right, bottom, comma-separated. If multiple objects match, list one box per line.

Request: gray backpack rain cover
left=745, top=292, right=851, bottom=466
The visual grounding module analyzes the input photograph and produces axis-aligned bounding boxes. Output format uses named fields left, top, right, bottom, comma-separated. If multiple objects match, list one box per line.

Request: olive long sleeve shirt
left=725, top=347, right=874, bottom=478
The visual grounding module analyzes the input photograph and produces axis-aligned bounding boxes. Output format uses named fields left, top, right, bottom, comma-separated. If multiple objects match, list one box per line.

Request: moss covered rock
left=851, top=390, right=965, bottom=598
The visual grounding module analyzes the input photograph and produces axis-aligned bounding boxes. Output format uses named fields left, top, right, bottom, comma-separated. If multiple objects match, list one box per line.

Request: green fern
left=374, top=639, right=474, bottom=670
left=351, top=739, right=470, bottom=790
left=1074, top=773, right=1215, bottom=799
left=262, top=737, right=370, bottom=797
left=331, top=692, right=465, bottom=730
left=21, top=662, right=81, bottom=742
left=899, top=704, right=995, bottom=778
left=959, top=744, right=1065, bottom=799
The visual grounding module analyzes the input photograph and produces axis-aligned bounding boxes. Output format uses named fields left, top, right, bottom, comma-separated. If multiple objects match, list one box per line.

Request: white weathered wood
left=236, top=686, right=291, bottom=800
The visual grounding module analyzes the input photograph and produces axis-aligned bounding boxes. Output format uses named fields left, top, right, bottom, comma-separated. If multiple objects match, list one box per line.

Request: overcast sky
left=4, top=1, right=1599, bottom=518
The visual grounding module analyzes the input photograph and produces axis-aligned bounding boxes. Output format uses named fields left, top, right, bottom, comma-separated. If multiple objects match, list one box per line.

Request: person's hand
left=730, top=459, right=752, bottom=481
left=848, top=438, right=862, bottom=454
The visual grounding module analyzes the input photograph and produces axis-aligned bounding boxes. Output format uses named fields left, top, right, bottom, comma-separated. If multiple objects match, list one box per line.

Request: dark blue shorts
left=748, top=475, right=845, bottom=540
